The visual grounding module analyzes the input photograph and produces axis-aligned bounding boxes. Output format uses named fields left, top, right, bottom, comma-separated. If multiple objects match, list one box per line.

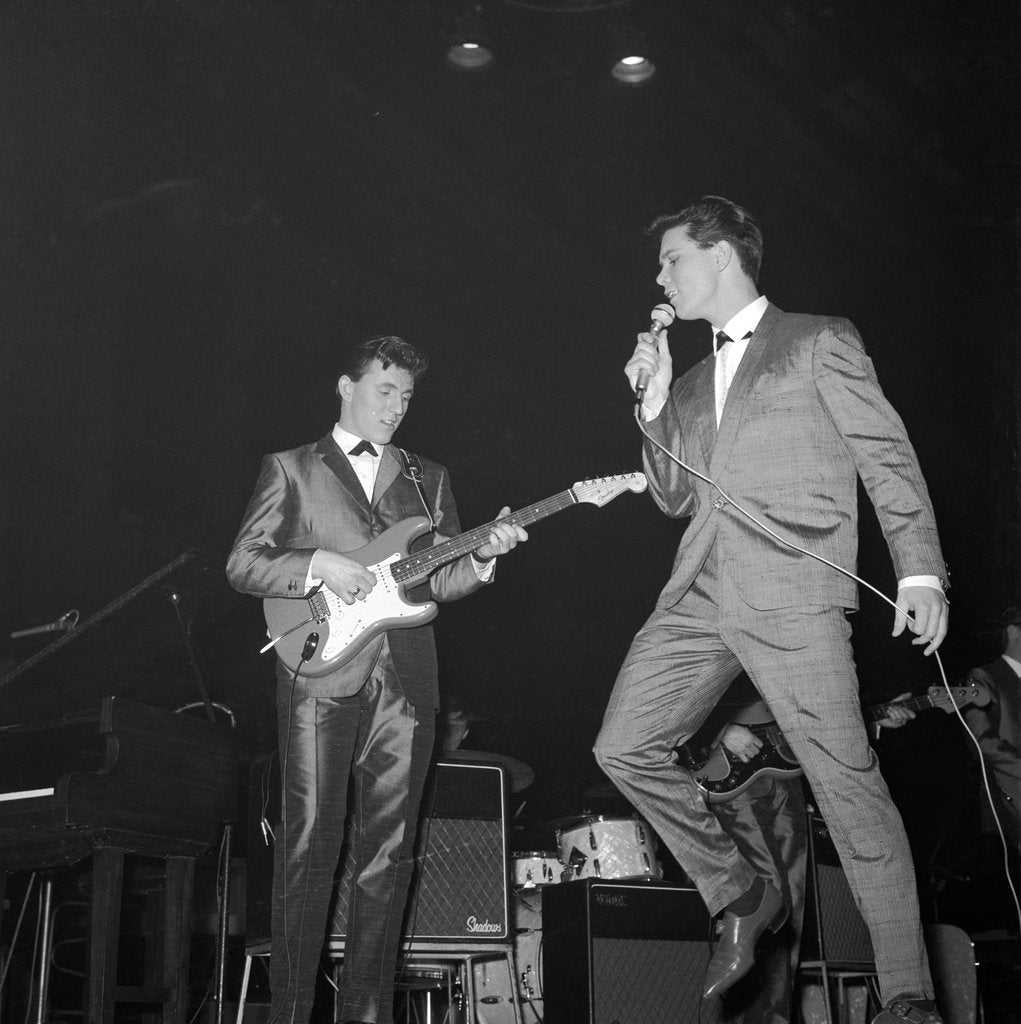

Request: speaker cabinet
left=245, top=755, right=510, bottom=950
left=542, top=879, right=724, bottom=1024
left=801, top=818, right=875, bottom=968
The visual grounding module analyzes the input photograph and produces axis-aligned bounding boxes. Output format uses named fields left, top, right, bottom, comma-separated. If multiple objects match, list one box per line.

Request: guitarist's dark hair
left=340, top=335, right=430, bottom=385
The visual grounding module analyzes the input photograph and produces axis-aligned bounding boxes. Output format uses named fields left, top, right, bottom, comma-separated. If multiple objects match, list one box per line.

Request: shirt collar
left=712, top=295, right=769, bottom=354
left=333, top=424, right=380, bottom=458
left=1002, top=653, right=1021, bottom=677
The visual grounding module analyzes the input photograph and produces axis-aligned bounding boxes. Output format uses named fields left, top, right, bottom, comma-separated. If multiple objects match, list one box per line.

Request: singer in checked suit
left=594, top=197, right=949, bottom=1024
left=227, top=336, right=526, bottom=1024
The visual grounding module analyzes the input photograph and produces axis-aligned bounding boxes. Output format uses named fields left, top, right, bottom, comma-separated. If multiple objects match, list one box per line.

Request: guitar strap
left=397, top=447, right=436, bottom=530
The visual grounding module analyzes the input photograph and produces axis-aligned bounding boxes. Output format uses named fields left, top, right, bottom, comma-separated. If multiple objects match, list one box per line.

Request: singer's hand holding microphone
left=627, top=303, right=675, bottom=407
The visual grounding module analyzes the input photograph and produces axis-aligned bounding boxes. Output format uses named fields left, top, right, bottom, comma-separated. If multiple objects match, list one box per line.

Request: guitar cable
left=633, top=405, right=1021, bottom=934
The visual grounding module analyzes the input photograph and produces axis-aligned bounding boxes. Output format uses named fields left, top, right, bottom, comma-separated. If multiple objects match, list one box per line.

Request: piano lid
left=0, top=549, right=241, bottom=727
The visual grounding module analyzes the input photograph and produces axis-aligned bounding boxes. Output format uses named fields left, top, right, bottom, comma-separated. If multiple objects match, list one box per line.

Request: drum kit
left=471, top=810, right=664, bottom=1024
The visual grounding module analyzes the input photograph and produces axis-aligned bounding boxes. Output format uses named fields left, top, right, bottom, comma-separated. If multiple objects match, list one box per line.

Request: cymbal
left=439, top=748, right=535, bottom=793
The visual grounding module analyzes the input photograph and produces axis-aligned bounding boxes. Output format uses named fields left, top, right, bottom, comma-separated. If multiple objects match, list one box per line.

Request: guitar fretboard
left=866, top=694, right=938, bottom=723
left=390, top=489, right=578, bottom=583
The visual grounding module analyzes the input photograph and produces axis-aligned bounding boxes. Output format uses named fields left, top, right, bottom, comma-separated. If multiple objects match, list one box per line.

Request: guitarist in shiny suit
left=227, top=336, right=527, bottom=1024
left=594, top=197, right=949, bottom=1024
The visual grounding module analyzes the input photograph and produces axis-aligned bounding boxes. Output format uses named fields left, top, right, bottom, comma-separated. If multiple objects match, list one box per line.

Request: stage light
left=611, top=53, right=655, bottom=84
left=609, top=20, right=656, bottom=85
left=447, top=6, right=494, bottom=71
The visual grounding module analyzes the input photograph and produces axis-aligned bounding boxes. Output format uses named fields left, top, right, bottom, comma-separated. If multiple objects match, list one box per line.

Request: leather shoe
left=702, top=881, right=786, bottom=999
left=870, top=996, right=944, bottom=1024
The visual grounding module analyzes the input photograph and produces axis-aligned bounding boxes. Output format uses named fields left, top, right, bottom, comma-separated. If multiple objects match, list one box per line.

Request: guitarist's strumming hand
left=310, top=551, right=377, bottom=606
left=474, top=506, right=528, bottom=561
left=720, top=724, right=763, bottom=763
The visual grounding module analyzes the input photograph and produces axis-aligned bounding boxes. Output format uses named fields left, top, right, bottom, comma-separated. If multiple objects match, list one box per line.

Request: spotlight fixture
left=447, top=5, right=494, bottom=71
left=609, top=20, right=655, bottom=85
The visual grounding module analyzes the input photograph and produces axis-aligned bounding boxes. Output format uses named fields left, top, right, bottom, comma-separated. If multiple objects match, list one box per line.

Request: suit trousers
left=594, top=550, right=933, bottom=1002
left=270, top=646, right=436, bottom=1024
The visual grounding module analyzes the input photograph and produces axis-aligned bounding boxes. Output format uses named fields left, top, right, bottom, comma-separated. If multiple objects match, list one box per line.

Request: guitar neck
left=391, top=489, right=578, bottom=583
left=865, top=694, right=937, bottom=723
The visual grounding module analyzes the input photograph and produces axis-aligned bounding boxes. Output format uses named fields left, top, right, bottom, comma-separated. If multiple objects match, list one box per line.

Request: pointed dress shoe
left=702, top=880, right=787, bottom=999
left=870, top=996, right=944, bottom=1024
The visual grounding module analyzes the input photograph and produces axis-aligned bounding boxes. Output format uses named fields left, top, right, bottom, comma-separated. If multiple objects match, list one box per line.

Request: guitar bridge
left=308, top=591, right=330, bottom=623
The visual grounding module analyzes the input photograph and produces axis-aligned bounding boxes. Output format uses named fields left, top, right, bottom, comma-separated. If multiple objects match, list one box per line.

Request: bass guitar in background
left=676, top=681, right=991, bottom=803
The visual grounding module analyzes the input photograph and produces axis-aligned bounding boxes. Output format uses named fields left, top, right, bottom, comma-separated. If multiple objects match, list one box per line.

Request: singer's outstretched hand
left=626, top=329, right=672, bottom=412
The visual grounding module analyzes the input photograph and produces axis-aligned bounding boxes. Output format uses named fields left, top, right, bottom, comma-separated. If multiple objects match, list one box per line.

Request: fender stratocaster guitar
left=676, top=681, right=990, bottom=803
left=262, top=473, right=647, bottom=678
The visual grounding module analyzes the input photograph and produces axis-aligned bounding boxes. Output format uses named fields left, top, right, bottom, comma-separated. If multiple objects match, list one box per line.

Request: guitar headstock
left=571, top=473, right=648, bottom=507
left=928, top=679, right=991, bottom=713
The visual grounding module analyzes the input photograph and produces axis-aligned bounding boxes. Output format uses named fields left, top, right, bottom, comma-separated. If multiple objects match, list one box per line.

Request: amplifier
left=245, top=755, right=510, bottom=949
left=542, top=878, right=724, bottom=1024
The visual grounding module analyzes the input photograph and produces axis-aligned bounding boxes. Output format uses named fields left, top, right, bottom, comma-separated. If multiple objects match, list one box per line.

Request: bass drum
left=473, top=888, right=543, bottom=1024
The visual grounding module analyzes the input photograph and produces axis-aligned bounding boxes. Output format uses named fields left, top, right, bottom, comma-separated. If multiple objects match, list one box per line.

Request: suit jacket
left=643, top=303, right=945, bottom=611
left=226, top=432, right=485, bottom=705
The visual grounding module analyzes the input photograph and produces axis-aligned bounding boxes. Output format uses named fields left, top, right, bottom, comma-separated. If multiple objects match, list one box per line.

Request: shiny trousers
left=270, top=658, right=435, bottom=1024
left=594, top=552, right=933, bottom=1003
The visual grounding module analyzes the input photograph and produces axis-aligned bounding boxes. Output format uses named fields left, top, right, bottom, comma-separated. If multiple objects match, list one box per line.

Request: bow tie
left=348, top=440, right=378, bottom=457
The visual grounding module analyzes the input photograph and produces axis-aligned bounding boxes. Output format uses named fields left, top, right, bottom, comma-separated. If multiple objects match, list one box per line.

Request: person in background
left=961, top=606, right=1021, bottom=852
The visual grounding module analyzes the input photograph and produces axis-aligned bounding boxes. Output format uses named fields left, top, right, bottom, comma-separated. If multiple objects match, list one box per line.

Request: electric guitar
left=676, top=681, right=990, bottom=803
left=261, top=473, right=647, bottom=677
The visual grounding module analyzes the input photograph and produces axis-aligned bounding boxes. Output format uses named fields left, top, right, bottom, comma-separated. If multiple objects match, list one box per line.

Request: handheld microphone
left=10, top=609, right=79, bottom=639
left=634, top=303, right=676, bottom=402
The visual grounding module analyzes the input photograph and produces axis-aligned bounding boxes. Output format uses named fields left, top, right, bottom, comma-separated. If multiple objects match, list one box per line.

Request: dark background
left=1, top=0, right=1018, bottom=930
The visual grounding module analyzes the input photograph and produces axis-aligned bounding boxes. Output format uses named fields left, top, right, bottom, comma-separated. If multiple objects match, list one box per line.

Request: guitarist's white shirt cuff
left=470, top=555, right=496, bottom=581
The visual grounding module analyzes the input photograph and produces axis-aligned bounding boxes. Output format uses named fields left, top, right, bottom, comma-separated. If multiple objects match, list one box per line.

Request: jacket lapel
left=709, top=303, right=784, bottom=476
left=316, top=434, right=371, bottom=510
left=688, top=357, right=719, bottom=466
left=373, top=446, right=401, bottom=505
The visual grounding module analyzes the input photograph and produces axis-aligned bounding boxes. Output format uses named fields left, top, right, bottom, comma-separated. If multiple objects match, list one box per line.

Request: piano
left=0, top=550, right=242, bottom=1024
left=0, top=696, right=239, bottom=870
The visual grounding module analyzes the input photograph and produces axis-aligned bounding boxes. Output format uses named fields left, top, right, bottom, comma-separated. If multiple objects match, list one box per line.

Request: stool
left=396, top=962, right=465, bottom=1024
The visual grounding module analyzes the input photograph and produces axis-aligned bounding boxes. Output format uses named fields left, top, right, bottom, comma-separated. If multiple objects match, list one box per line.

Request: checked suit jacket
left=226, top=432, right=486, bottom=705
left=642, top=302, right=946, bottom=611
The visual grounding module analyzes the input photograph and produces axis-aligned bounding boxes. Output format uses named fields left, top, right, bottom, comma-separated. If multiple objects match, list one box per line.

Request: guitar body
left=691, top=731, right=803, bottom=804
left=263, top=517, right=438, bottom=678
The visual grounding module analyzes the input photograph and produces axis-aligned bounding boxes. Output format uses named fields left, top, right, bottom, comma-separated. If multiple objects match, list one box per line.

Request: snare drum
left=511, top=851, right=562, bottom=889
left=556, top=814, right=662, bottom=882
